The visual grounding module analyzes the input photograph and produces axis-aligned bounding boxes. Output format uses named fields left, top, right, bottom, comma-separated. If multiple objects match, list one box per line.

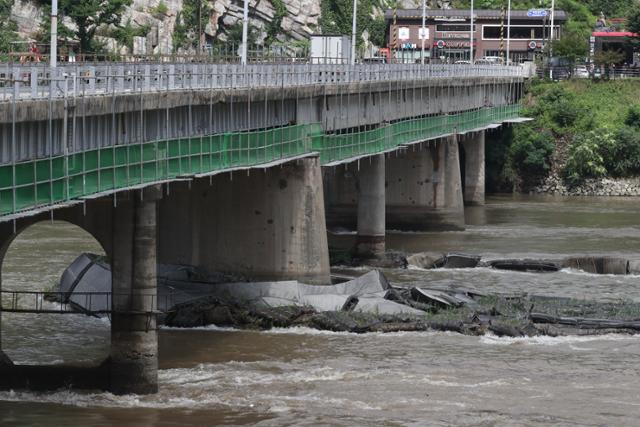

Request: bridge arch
left=0, top=199, right=115, bottom=366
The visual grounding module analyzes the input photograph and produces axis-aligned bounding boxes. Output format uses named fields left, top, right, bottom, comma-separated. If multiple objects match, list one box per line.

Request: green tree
left=508, top=124, right=555, bottom=183
left=551, top=29, right=588, bottom=72
left=0, top=0, right=19, bottom=53
left=564, top=128, right=611, bottom=181
left=585, top=0, right=633, bottom=18
left=594, top=49, right=625, bottom=78
left=36, top=0, right=133, bottom=52
left=173, top=0, right=213, bottom=51
left=628, top=6, right=640, bottom=51
left=319, top=0, right=386, bottom=47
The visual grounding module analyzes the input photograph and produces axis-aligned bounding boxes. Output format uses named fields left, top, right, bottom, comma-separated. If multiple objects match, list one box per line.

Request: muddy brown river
left=1, top=195, right=640, bottom=426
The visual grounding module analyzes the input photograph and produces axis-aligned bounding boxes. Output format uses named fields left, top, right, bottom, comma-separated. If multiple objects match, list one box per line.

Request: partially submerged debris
left=433, top=253, right=481, bottom=269
left=488, top=259, right=560, bottom=272
left=56, top=253, right=640, bottom=337
left=563, top=256, right=629, bottom=275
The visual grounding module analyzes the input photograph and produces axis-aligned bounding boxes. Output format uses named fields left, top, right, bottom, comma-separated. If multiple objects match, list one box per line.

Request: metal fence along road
left=0, top=105, right=521, bottom=216
left=0, top=63, right=526, bottom=101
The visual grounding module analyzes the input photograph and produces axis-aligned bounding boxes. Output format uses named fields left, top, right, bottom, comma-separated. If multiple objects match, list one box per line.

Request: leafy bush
left=624, top=105, right=640, bottom=128
left=152, top=1, right=169, bottom=18
left=607, top=127, right=640, bottom=177
left=509, top=125, right=555, bottom=180
left=564, top=129, right=611, bottom=181
left=112, top=19, right=149, bottom=51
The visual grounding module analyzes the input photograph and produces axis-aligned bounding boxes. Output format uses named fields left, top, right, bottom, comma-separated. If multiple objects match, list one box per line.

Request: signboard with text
left=398, top=27, right=410, bottom=40
left=527, top=9, right=548, bottom=17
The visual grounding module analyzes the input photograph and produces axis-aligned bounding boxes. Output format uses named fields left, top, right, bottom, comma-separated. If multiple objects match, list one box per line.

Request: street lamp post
left=421, top=0, right=426, bottom=64
left=50, top=0, right=58, bottom=68
left=469, top=0, right=474, bottom=63
left=351, top=0, right=357, bottom=65
left=241, top=0, right=249, bottom=65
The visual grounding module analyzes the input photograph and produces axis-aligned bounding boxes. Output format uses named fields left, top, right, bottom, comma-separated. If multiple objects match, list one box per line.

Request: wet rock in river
left=563, top=256, right=629, bottom=275
left=433, top=253, right=481, bottom=269
left=406, top=252, right=443, bottom=269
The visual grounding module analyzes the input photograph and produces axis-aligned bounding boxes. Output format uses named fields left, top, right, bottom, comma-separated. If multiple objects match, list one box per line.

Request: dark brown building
left=385, top=9, right=567, bottom=63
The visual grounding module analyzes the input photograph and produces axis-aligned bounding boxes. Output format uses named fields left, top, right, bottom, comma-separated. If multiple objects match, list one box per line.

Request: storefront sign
left=435, top=40, right=473, bottom=48
left=398, top=27, right=410, bottom=40
left=436, top=33, right=469, bottom=39
left=528, top=40, right=537, bottom=50
left=433, top=16, right=466, bottom=22
left=527, top=9, right=548, bottom=17
left=419, top=27, right=429, bottom=40
left=401, top=43, right=417, bottom=49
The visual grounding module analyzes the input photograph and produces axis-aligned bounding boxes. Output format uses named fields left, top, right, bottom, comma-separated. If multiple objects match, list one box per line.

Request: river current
left=1, top=195, right=639, bottom=426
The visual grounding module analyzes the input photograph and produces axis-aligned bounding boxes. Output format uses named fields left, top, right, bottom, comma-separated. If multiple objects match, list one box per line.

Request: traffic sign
left=527, top=9, right=548, bottom=17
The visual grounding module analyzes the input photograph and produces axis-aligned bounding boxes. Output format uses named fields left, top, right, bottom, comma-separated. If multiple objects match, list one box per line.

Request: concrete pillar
left=461, top=131, right=485, bottom=206
left=0, top=277, right=12, bottom=370
left=323, top=166, right=359, bottom=230
left=158, top=157, right=331, bottom=285
left=355, top=154, right=385, bottom=258
left=110, top=186, right=160, bottom=395
left=444, top=135, right=464, bottom=211
left=385, top=140, right=464, bottom=231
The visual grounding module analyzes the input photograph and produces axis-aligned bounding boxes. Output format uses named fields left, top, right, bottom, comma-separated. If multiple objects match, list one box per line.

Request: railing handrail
left=0, top=289, right=168, bottom=315
left=0, top=62, right=526, bottom=102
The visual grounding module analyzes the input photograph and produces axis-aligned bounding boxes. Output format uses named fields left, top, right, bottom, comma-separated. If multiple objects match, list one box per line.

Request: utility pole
left=198, top=0, right=202, bottom=55
left=50, top=0, right=58, bottom=68
left=421, top=0, right=426, bottom=64
left=549, top=0, right=555, bottom=78
left=351, top=0, right=357, bottom=65
left=469, top=0, right=474, bottom=63
left=506, top=0, right=511, bottom=64
left=241, top=0, right=249, bottom=65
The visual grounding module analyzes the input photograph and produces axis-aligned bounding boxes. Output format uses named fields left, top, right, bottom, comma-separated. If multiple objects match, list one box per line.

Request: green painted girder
left=0, top=105, right=521, bottom=217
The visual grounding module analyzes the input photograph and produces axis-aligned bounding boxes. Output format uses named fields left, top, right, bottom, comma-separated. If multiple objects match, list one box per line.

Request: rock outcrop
left=10, top=0, right=321, bottom=55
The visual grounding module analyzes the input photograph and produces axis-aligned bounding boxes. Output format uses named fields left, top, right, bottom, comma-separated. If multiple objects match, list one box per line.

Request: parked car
left=481, top=56, right=505, bottom=65
left=574, top=65, right=589, bottom=78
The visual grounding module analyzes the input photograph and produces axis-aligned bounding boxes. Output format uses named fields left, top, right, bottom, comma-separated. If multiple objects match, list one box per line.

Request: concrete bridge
left=0, top=62, right=526, bottom=393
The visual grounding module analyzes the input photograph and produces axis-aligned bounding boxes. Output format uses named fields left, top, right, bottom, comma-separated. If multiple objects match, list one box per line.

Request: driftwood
left=531, top=313, right=640, bottom=331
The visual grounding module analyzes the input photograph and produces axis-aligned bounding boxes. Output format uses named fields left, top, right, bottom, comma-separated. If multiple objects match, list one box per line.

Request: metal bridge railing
left=0, top=290, right=172, bottom=315
left=0, top=63, right=526, bottom=102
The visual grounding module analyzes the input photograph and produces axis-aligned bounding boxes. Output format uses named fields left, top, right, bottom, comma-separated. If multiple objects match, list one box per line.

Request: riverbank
left=488, top=79, right=640, bottom=193
left=534, top=174, right=640, bottom=196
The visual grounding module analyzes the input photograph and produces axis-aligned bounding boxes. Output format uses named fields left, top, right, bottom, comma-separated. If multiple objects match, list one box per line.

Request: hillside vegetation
left=487, top=79, right=640, bottom=191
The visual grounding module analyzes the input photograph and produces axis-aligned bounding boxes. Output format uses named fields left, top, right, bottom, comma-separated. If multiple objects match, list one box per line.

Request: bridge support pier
left=385, top=138, right=464, bottom=231
left=110, top=186, right=160, bottom=395
left=461, top=131, right=485, bottom=206
left=158, top=157, right=331, bottom=285
left=355, top=154, right=386, bottom=258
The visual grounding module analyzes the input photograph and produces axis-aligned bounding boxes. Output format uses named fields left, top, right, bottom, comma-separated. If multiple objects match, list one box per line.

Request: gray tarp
left=58, top=255, right=424, bottom=317
left=68, top=260, right=111, bottom=312
left=58, top=253, right=95, bottom=300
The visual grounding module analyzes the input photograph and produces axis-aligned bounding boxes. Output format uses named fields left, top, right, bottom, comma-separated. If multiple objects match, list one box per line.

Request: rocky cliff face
left=10, top=0, right=321, bottom=54
left=8, top=0, right=455, bottom=54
